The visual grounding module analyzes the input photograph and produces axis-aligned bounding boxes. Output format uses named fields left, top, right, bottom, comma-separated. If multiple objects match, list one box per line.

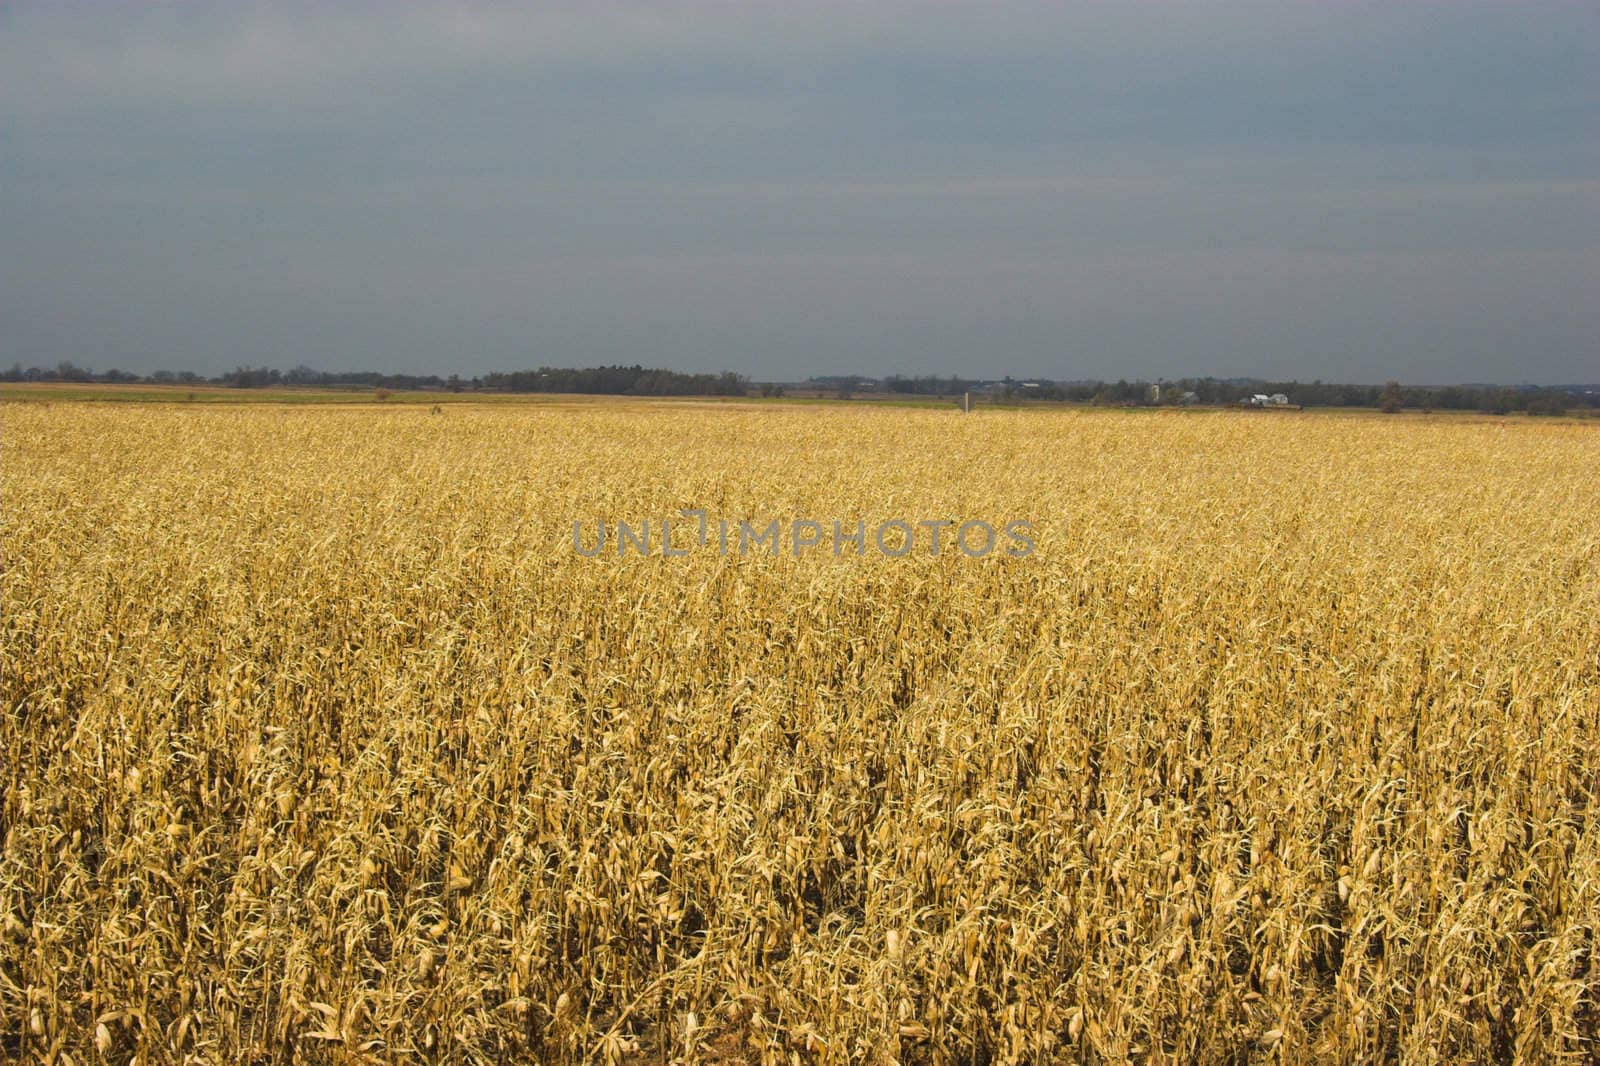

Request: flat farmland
left=3, top=401, right=1597, bottom=1064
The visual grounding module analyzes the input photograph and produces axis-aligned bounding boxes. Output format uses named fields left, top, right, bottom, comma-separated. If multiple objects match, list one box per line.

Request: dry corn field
left=3, top=401, right=1598, bottom=1065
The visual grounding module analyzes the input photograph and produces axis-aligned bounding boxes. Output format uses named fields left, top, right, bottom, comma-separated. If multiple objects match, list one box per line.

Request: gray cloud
left=2, top=2, right=1596, bottom=383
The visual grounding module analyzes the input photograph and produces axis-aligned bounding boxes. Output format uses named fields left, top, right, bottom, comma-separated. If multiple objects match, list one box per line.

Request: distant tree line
left=978, top=376, right=1590, bottom=415
left=882, top=375, right=979, bottom=396
left=1, top=362, right=747, bottom=398
left=479, top=366, right=747, bottom=396
left=3, top=361, right=1591, bottom=413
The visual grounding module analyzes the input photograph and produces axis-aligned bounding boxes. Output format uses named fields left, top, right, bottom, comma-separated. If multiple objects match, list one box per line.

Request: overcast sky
left=2, top=2, right=1596, bottom=384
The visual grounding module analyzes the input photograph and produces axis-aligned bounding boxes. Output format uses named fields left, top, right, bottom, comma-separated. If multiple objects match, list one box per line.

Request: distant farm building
left=1238, top=392, right=1300, bottom=410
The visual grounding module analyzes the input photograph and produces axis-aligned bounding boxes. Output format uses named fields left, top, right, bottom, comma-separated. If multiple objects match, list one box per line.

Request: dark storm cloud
left=2, top=2, right=1595, bottom=383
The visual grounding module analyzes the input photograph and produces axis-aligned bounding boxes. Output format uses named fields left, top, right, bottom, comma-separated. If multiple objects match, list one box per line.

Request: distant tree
left=1379, top=380, right=1403, bottom=414
left=1526, top=393, right=1568, bottom=417
left=222, top=365, right=281, bottom=388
